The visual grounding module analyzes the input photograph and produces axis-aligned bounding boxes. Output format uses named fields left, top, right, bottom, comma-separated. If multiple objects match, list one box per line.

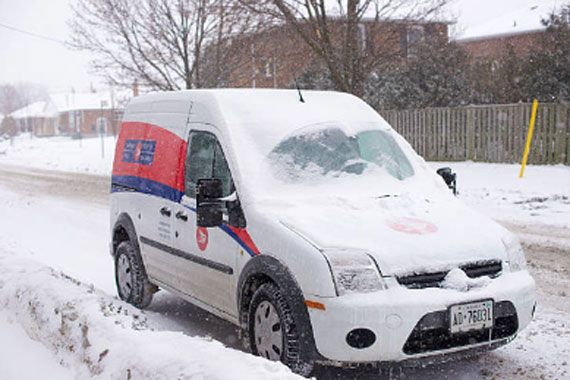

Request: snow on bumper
left=308, top=271, right=535, bottom=364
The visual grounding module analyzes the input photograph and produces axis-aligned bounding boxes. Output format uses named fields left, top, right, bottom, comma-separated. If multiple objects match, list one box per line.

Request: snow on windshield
left=269, top=124, right=415, bottom=182
left=226, top=118, right=447, bottom=206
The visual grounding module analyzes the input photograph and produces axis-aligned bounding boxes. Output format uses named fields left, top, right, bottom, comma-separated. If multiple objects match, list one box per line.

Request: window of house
left=407, top=25, right=425, bottom=58
left=263, top=57, right=274, bottom=78
left=185, top=131, right=235, bottom=198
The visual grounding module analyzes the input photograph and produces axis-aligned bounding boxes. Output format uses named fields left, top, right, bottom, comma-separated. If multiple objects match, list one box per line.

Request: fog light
left=346, top=328, right=376, bottom=349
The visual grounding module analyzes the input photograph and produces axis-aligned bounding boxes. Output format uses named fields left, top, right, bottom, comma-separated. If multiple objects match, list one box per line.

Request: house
left=221, top=18, right=450, bottom=89
left=50, top=92, right=121, bottom=137
left=6, top=91, right=127, bottom=138
left=8, top=101, right=57, bottom=137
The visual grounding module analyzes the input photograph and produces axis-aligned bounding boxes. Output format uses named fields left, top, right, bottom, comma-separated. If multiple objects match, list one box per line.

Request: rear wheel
left=114, top=240, right=155, bottom=309
left=249, top=283, right=314, bottom=376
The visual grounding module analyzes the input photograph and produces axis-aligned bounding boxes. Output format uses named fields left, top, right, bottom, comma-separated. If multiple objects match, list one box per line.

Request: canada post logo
left=122, top=139, right=156, bottom=165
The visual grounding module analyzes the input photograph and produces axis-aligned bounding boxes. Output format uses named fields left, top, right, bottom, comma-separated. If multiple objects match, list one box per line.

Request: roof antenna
left=295, top=80, right=305, bottom=103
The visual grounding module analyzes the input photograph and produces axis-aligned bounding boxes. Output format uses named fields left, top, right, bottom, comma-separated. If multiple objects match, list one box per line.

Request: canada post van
left=110, top=89, right=536, bottom=375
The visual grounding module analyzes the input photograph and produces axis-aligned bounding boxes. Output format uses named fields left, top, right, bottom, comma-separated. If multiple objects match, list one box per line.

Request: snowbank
left=0, top=313, right=75, bottom=379
left=0, top=134, right=115, bottom=175
left=0, top=254, right=302, bottom=380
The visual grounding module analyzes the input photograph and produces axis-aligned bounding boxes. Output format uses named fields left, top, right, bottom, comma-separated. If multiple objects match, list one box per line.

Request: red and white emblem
left=196, top=227, right=209, bottom=251
left=387, top=217, right=438, bottom=235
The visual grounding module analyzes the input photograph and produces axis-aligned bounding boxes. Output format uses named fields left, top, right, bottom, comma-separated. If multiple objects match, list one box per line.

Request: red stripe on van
left=113, top=122, right=186, bottom=192
left=227, top=226, right=260, bottom=256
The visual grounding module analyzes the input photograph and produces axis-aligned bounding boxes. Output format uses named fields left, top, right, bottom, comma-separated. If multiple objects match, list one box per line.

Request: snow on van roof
left=127, top=89, right=388, bottom=147
left=213, top=89, right=388, bottom=154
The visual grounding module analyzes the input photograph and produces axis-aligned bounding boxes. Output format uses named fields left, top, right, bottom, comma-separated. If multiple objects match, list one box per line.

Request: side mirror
left=436, top=167, right=457, bottom=195
left=196, top=178, right=224, bottom=227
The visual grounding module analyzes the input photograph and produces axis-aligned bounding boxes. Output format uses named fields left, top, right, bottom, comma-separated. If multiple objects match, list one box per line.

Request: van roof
left=124, top=89, right=385, bottom=149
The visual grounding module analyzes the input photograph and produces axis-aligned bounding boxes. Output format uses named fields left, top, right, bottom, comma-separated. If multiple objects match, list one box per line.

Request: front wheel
left=249, top=283, right=314, bottom=376
left=115, top=240, right=156, bottom=309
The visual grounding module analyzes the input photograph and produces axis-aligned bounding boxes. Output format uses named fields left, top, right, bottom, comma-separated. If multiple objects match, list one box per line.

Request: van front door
left=172, top=128, right=239, bottom=317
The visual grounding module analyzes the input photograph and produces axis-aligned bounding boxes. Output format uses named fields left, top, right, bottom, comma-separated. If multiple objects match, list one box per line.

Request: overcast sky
left=0, top=0, right=564, bottom=93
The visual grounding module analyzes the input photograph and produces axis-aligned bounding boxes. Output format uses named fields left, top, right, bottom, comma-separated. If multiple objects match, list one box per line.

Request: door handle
left=159, top=207, right=171, bottom=217
left=175, top=211, right=188, bottom=222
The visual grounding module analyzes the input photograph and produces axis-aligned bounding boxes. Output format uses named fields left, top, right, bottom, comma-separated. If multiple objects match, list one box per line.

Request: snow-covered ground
left=431, top=161, right=570, bottom=229
left=0, top=134, right=114, bottom=175
left=0, top=135, right=569, bottom=379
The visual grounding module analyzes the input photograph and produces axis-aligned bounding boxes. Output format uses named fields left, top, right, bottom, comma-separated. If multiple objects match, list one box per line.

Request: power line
left=0, top=21, right=67, bottom=45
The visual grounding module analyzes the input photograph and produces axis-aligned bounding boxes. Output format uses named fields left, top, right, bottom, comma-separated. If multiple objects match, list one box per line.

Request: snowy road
left=0, top=164, right=569, bottom=379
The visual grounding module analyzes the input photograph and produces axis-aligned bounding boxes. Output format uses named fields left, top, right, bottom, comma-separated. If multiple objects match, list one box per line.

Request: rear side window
left=185, top=131, right=234, bottom=197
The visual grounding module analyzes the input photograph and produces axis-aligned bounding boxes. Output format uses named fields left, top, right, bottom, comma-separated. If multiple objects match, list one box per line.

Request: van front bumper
left=307, top=271, right=535, bottom=364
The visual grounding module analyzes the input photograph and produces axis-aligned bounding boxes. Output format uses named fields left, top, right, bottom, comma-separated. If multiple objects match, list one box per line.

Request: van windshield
left=269, top=125, right=415, bottom=183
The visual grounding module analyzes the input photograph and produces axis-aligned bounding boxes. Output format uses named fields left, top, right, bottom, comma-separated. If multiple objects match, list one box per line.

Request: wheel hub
left=117, top=254, right=133, bottom=298
left=254, top=300, right=283, bottom=361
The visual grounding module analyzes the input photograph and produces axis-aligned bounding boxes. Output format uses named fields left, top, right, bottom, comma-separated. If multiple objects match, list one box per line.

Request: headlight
left=324, top=250, right=386, bottom=295
left=502, top=234, right=527, bottom=272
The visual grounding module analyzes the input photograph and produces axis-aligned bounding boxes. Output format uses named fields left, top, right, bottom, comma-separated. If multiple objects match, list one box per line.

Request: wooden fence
left=380, top=103, right=570, bottom=165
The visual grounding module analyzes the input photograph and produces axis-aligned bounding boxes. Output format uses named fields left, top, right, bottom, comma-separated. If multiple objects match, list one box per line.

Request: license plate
left=449, top=300, right=494, bottom=333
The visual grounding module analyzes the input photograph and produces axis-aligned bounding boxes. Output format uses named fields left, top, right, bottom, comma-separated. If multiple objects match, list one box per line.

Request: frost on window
left=269, top=125, right=414, bottom=182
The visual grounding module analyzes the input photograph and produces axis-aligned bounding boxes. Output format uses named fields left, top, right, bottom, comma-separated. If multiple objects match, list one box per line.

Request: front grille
left=403, top=301, right=518, bottom=355
left=397, top=260, right=502, bottom=289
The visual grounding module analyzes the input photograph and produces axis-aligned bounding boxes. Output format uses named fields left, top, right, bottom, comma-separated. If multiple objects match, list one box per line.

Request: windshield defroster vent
left=397, top=260, right=503, bottom=289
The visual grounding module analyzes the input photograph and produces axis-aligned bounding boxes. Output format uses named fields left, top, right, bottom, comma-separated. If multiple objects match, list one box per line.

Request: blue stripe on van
left=218, top=223, right=257, bottom=257
left=111, top=175, right=184, bottom=203
left=111, top=175, right=258, bottom=257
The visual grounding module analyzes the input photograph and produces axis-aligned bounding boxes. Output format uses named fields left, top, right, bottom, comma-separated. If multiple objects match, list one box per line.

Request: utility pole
left=99, top=100, right=108, bottom=159
left=110, top=86, right=117, bottom=140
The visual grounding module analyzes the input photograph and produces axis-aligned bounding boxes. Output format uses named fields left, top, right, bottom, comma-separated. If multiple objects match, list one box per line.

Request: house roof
left=457, top=28, right=545, bottom=44
left=457, top=1, right=561, bottom=41
left=8, top=90, right=129, bottom=120
left=10, top=101, right=56, bottom=119
left=49, top=92, right=115, bottom=112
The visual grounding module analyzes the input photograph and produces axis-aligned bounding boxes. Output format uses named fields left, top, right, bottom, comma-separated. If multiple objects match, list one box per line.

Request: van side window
left=185, top=131, right=234, bottom=198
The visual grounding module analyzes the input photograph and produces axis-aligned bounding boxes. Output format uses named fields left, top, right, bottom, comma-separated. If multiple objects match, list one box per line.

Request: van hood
left=265, top=194, right=508, bottom=276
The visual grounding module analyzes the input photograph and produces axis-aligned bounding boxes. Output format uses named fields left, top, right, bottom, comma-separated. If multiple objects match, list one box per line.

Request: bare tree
left=0, top=83, right=48, bottom=115
left=240, top=0, right=449, bottom=96
left=69, top=0, right=256, bottom=90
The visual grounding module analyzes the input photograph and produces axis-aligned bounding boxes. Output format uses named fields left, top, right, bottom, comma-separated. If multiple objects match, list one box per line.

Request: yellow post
left=519, top=99, right=539, bottom=178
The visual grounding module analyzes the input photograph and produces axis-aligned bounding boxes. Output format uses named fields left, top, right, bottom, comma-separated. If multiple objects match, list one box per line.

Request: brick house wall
left=33, top=117, right=57, bottom=136
left=13, top=117, right=56, bottom=137
left=224, top=20, right=449, bottom=89
left=458, top=29, right=545, bottom=60
left=58, top=109, right=120, bottom=137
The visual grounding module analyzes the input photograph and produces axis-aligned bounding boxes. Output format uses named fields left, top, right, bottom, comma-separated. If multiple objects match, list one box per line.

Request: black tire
left=114, top=240, right=156, bottom=309
left=248, top=283, right=314, bottom=377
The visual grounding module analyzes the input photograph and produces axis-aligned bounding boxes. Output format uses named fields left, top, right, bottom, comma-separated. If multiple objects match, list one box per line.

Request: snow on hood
left=267, top=192, right=508, bottom=276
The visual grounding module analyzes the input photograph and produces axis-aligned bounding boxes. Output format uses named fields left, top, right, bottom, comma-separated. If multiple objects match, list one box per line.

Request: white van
left=110, top=89, right=536, bottom=375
